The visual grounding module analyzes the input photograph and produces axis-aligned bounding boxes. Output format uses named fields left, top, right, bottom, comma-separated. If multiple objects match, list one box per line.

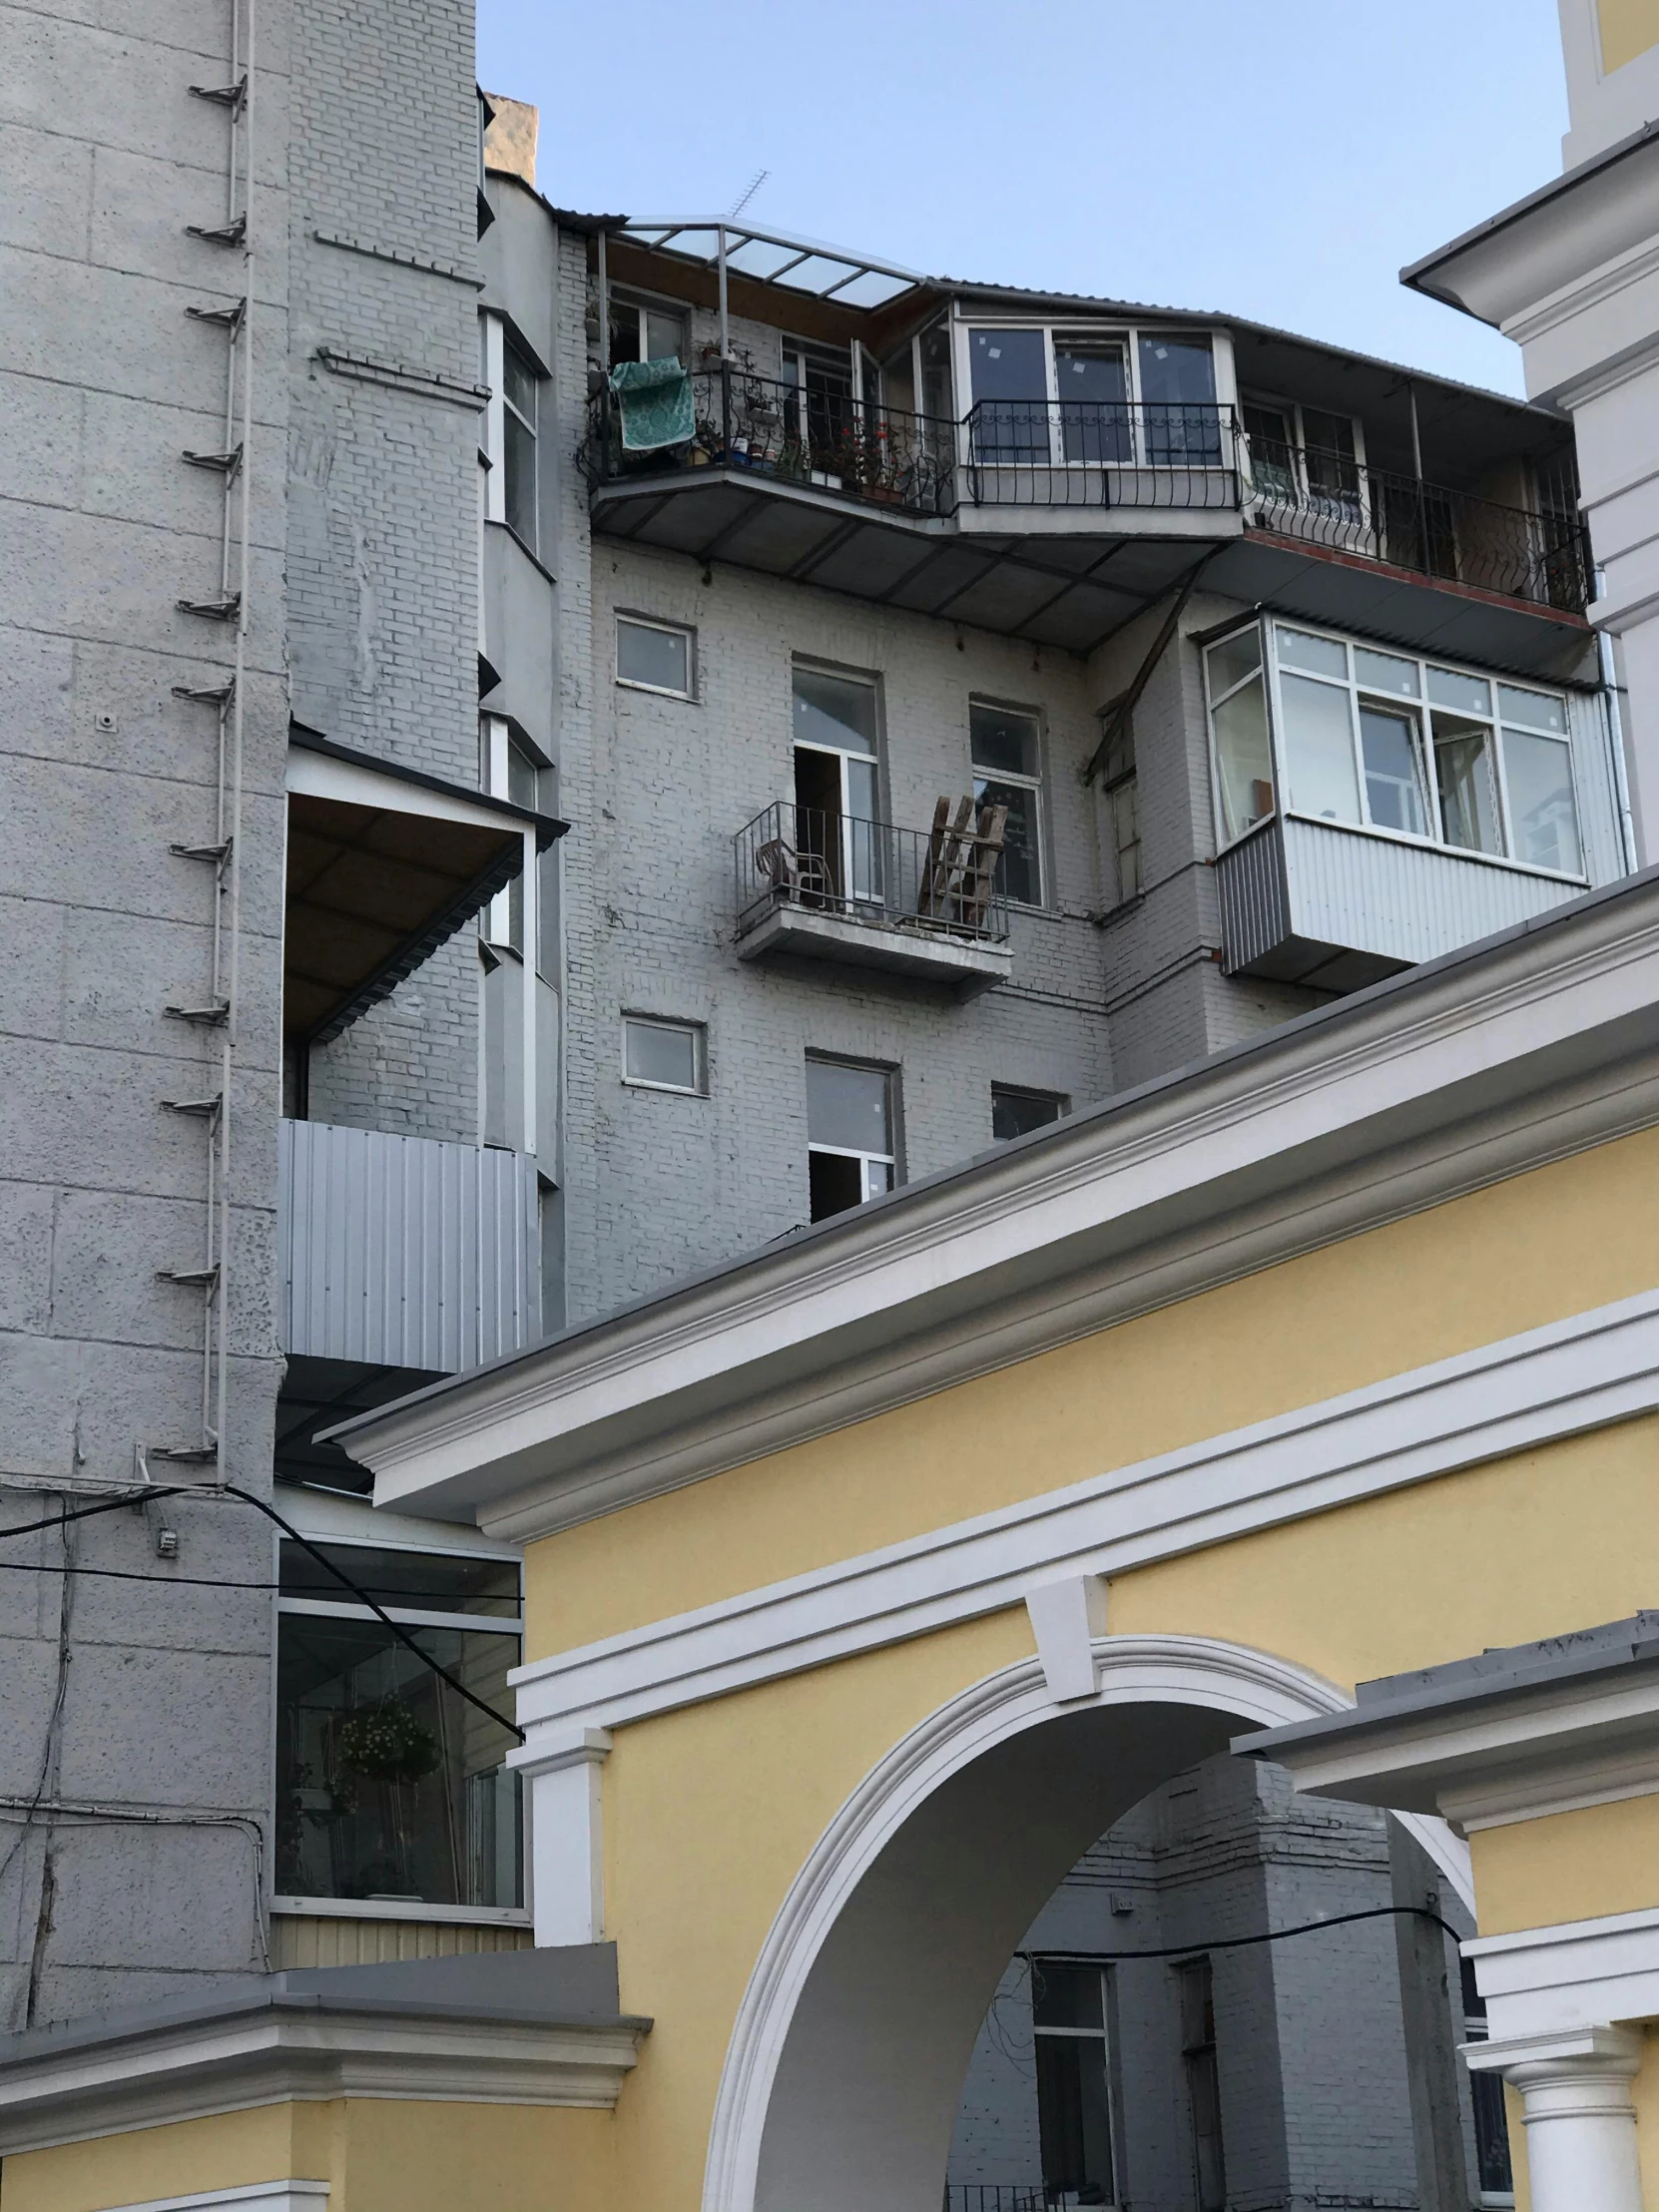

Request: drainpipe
left=1600, top=612, right=1639, bottom=874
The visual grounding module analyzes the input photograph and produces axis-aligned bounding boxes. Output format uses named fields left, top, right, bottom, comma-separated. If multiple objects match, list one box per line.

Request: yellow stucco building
left=6, top=870, right=1659, bottom=2212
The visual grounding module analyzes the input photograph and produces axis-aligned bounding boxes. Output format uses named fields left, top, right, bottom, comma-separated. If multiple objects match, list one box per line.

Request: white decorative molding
left=330, top=883, right=1659, bottom=1535
left=1024, top=1575, right=1108, bottom=1703
left=1465, top=1905, right=1659, bottom=2039
left=1463, top=2024, right=1644, bottom=2212
left=701, top=1637, right=1472, bottom=2212
left=89, top=2184, right=329, bottom=2212
left=270, top=1897, right=532, bottom=1929
left=508, top=1288, right=1659, bottom=1744
left=0, top=2005, right=643, bottom=2157
left=509, top=1729, right=611, bottom=1947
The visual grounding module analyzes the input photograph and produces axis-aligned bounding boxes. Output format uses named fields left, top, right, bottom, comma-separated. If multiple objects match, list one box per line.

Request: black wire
left=221, top=1484, right=525, bottom=1743
left=1022, top=1904, right=1466, bottom=1965
left=0, top=1488, right=185, bottom=1537
left=0, top=1555, right=519, bottom=1609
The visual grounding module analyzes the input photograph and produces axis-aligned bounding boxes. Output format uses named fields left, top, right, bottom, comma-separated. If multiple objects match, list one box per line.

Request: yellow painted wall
left=524, top=1126, right=1659, bottom=1658
left=603, top=1607, right=1034, bottom=2212
left=1471, top=1795, right=1659, bottom=1936
left=1600, top=0, right=1659, bottom=72
left=0, top=2101, right=614, bottom=2212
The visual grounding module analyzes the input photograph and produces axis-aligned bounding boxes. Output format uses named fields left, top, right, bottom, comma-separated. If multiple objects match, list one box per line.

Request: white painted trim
left=284, top=748, right=518, bottom=836
left=509, top=1730, right=611, bottom=1947
left=279, top=1487, right=522, bottom=1561
left=91, top=2185, right=327, bottom=2212
left=701, top=1636, right=1471, bottom=2212
left=1465, top=1905, right=1659, bottom=2039
left=334, top=882, right=1659, bottom=1534
left=1024, top=1575, right=1108, bottom=1703
left=0, top=2007, right=644, bottom=2157
left=508, top=1287, right=1659, bottom=1740
left=270, top=1896, right=532, bottom=1928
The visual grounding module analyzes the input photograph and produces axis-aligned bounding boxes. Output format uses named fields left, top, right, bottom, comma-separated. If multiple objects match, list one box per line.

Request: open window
left=807, top=1055, right=897, bottom=1220
left=793, top=664, right=882, bottom=904
left=1031, top=1959, right=1119, bottom=2206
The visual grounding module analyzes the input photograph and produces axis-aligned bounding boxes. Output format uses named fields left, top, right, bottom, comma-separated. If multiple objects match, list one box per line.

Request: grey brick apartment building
left=0, top=0, right=1626, bottom=2197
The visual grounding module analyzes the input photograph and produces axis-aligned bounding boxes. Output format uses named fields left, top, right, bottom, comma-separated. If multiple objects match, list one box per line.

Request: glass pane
left=970, top=701, right=1041, bottom=780
left=807, top=1058, right=891, bottom=1155
left=918, top=322, right=953, bottom=421
left=618, top=618, right=690, bottom=694
left=1206, top=627, right=1261, bottom=699
left=1301, top=405, right=1356, bottom=461
left=278, top=1542, right=519, bottom=1616
left=844, top=754, right=879, bottom=826
left=1427, top=666, right=1491, bottom=716
left=1032, top=1960, right=1104, bottom=2029
left=1276, top=627, right=1348, bottom=680
left=503, top=347, right=537, bottom=422
left=1137, top=333, right=1215, bottom=404
left=643, top=307, right=686, bottom=363
left=808, top=1148, right=864, bottom=1223
left=624, top=1017, right=700, bottom=1089
left=1359, top=706, right=1428, bottom=835
left=974, top=776, right=1041, bottom=903
left=1498, top=683, right=1567, bottom=735
left=1355, top=647, right=1419, bottom=699
left=507, top=741, right=537, bottom=812
left=794, top=667, right=877, bottom=755
left=968, top=326, right=1047, bottom=404
left=276, top=1613, right=521, bottom=1907
left=1502, top=730, right=1581, bottom=872
left=504, top=411, right=536, bottom=546
left=1434, top=718, right=1504, bottom=854
left=1244, top=402, right=1296, bottom=498
left=1055, top=339, right=1129, bottom=462
left=993, top=1087, right=1065, bottom=1141
left=1281, top=672, right=1361, bottom=824
left=1211, top=674, right=1274, bottom=844
left=1035, top=2034, right=1115, bottom=2199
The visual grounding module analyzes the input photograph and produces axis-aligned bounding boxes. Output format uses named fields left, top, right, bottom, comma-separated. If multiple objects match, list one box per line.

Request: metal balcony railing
left=1244, top=438, right=1593, bottom=614
left=962, top=397, right=1242, bottom=509
left=941, top=2188, right=1052, bottom=2212
left=734, top=801, right=1010, bottom=945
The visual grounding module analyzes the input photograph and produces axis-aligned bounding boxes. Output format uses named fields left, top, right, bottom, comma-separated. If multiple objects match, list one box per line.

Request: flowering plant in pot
left=336, top=1701, right=439, bottom=1784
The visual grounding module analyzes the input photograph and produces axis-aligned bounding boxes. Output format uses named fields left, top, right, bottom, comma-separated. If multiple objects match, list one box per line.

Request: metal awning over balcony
left=283, top=727, right=566, bottom=1046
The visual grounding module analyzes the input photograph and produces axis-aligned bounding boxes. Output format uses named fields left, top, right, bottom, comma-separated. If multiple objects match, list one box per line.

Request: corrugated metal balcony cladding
left=279, top=1120, right=540, bottom=1373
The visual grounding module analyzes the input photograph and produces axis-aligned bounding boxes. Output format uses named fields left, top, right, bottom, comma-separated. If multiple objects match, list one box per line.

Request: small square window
left=617, top=615, right=695, bottom=699
left=992, top=1086, right=1068, bottom=1142
left=622, top=1014, right=705, bottom=1094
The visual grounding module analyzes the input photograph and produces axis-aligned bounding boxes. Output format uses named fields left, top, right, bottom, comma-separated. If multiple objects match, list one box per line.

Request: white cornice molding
left=1464, top=1907, right=1659, bottom=2041
left=507, top=1287, right=1659, bottom=1738
left=0, top=2007, right=644, bottom=2157
left=333, top=884, right=1659, bottom=1537
left=97, top=2187, right=329, bottom=2212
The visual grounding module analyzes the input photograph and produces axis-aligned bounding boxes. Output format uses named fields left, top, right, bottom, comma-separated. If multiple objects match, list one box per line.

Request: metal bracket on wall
left=187, top=214, right=248, bottom=248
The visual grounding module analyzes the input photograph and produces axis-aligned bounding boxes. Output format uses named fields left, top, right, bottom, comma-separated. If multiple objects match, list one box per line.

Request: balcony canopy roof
left=614, top=217, right=926, bottom=310
left=283, top=726, right=566, bottom=1046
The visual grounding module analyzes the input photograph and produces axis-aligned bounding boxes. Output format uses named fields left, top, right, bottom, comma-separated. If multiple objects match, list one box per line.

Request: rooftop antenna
left=729, top=168, right=769, bottom=221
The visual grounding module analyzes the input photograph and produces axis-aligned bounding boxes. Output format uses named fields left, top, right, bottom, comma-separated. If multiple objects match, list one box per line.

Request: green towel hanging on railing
left=610, top=355, right=695, bottom=452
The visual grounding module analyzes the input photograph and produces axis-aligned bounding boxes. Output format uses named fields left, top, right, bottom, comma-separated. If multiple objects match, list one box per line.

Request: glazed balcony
left=733, top=800, right=1013, bottom=991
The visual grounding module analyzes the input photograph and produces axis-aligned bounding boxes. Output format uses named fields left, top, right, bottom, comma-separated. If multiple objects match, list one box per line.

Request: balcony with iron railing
left=733, top=798, right=1013, bottom=990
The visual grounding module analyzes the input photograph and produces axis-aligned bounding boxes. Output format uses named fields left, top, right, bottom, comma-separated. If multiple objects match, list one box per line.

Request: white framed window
left=970, top=699, right=1044, bottom=906
left=617, top=613, right=696, bottom=699
left=1030, top=1958, right=1119, bottom=2206
left=274, top=1536, right=524, bottom=1912
left=806, top=1054, right=897, bottom=1221
left=479, top=314, right=542, bottom=554
left=622, top=1013, right=706, bottom=1095
left=991, top=1085, right=1067, bottom=1142
left=1203, top=617, right=1583, bottom=879
left=1176, top=1957, right=1226, bottom=2212
left=1242, top=393, right=1368, bottom=532
left=609, top=286, right=689, bottom=369
left=961, top=320, right=1225, bottom=470
left=793, top=662, right=883, bottom=904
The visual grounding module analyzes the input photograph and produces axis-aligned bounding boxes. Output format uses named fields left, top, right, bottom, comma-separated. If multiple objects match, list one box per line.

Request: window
left=1177, top=1957, right=1226, bottom=2212
left=617, top=614, right=695, bottom=699
left=807, top=1056, right=896, bottom=1220
left=1030, top=1959, right=1117, bottom=2206
left=967, top=323, right=1219, bottom=469
left=1460, top=1956, right=1515, bottom=2205
left=1098, top=715, right=1141, bottom=901
left=1244, top=396, right=1365, bottom=525
left=622, top=1013, right=705, bottom=1094
left=1205, top=619, right=1582, bottom=876
left=609, top=289, right=689, bottom=368
left=992, top=1085, right=1067, bottom=1142
left=502, top=339, right=538, bottom=549
left=275, top=1539, right=523, bottom=1910
left=970, top=700, right=1044, bottom=905
left=794, top=665, right=882, bottom=903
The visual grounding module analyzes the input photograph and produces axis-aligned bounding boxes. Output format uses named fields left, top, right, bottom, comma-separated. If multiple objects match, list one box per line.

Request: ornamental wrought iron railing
left=940, top=2187, right=1054, bottom=2212
left=734, top=801, right=1010, bottom=946
left=1243, top=435, right=1593, bottom=614
left=961, top=397, right=1242, bottom=509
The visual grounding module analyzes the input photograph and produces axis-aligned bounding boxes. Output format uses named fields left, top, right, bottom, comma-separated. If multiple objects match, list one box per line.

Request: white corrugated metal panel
left=279, top=1121, right=541, bottom=1373
left=1282, top=816, right=1578, bottom=966
left=1215, top=823, right=1291, bottom=976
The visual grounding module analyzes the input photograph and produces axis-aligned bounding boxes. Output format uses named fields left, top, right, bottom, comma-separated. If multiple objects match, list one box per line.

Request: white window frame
left=616, top=612, right=697, bottom=701
left=1029, top=1957, right=1121, bottom=2208
left=792, top=661, right=884, bottom=903
left=969, top=695, right=1047, bottom=909
left=621, top=1012, right=707, bottom=1096
left=609, top=284, right=691, bottom=366
left=274, top=1530, right=527, bottom=1920
left=501, top=335, right=539, bottom=553
left=806, top=1054, right=898, bottom=1205
left=1240, top=388, right=1371, bottom=537
left=1203, top=616, right=1585, bottom=882
left=479, top=715, right=542, bottom=1152
left=951, top=311, right=1238, bottom=475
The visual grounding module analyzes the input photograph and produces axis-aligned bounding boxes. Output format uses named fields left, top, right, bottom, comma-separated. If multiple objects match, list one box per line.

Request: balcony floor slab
left=735, top=902, right=1012, bottom=993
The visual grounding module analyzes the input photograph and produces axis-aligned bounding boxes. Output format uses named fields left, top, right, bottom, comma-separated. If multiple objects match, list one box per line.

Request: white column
left=1470, top=2026, right=1645, bottom=2212
left=510, top=1725, right=612, bottom=1947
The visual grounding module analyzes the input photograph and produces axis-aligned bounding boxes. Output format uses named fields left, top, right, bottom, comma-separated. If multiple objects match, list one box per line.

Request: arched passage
left=706, top=1635, right=1472, bottom=2212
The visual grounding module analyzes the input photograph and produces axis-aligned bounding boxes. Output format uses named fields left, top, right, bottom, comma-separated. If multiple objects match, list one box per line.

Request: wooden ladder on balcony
left=917, top=795, right=1007, bottom=930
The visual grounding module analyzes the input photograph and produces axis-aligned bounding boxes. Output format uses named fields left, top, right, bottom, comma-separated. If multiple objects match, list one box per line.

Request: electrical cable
left=0, top=1488, right=185, bottom=1538
left=1021, top=1903, right=1466, bottom=1965
left=0, top=1555, right=519, bottom=1608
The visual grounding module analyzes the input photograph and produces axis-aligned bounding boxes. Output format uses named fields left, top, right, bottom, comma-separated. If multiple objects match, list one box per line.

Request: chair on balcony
left=756, top=835, right=833, bottom=908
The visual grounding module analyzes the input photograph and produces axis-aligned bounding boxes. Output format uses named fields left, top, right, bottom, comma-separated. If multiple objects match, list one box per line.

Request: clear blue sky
left=477, top=0, right=1568, bottom=398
